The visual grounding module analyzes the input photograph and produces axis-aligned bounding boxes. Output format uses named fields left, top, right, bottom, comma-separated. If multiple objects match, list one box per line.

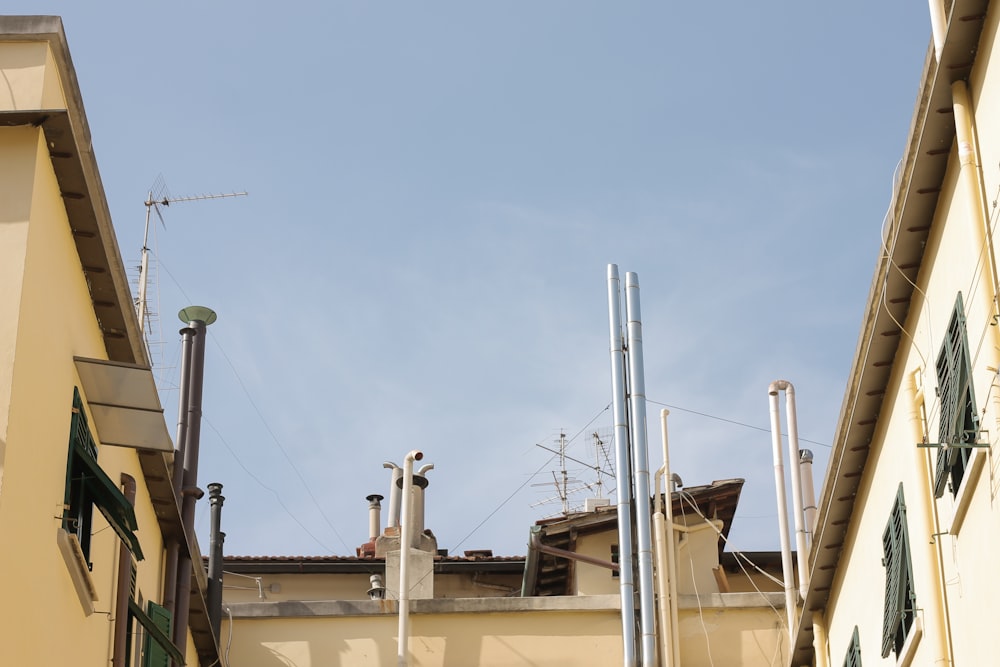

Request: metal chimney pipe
left=207, top=482, right=226, bottom=641
left=799, top=450, right=818, bottom=541
left=163, top=326, right=195, bottom=617
left=172, top=306, right=216, bottom=663
left=607, top=264, right=637, bottom=667
left=383, top=462, right=402, bottom=528
left=367, top=494, right=384, bottom=541
left=624, top=271, right=656, bottom=667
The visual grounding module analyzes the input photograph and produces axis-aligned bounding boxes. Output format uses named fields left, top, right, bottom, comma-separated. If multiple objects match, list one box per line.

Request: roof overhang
left=74, top=357, right=173, bottom=452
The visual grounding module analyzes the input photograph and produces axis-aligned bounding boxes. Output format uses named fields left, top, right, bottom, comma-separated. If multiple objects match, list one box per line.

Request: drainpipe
left=654, top=409, right=680, bottom=667
left=207, top=482, right=225, bottom=642
left=607, top=264, right=637, bottom=667
left=954, top=79, right=1000, bottom=350
left=624, top=272, right=656, bottom=667
left=909, top=370, right=954, bottom=666
left=397, top=449, right=423, bottom=667
left=799, top=450, right=818, bottom=543
left=767, top=381, right=802, bottom=640
left=928, top=0, right=946, bottom=62
left=811, top=611, right=830, bottom=667
left=112, top=474, right=137, bottom=667
left=172, top=306, right=216, bottom=664
left=163, top=325, right=195, bottom=616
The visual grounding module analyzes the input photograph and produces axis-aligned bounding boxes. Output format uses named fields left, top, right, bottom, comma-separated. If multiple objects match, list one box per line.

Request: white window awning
left=73, top=357, right=174, bottom=452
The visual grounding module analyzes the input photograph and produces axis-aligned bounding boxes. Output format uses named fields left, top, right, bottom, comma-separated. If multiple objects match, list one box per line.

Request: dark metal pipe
left=172, top=310, right=214, bottom=664
left=163, top=325, right=194, bottom=618
left=112, top=474, right=137, bottom=667
left=207, top=482, right=225, bottom=640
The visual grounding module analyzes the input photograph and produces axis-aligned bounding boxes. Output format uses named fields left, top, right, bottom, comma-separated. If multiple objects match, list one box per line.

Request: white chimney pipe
left=799, top=450, right=818, bottom=541
left=768, top=380, right=809, bottom=641
left=397, top=450, right=423, bottom=667
left=383, top=462, right=402, bottom=528
left=367, top=494, right=384, bottom=541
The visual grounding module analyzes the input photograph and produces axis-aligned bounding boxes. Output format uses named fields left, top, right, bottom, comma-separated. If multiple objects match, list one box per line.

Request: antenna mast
left=137, top=189, right=248, bottom=338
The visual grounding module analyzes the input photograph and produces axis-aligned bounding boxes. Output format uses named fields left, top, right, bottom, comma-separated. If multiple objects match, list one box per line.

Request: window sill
left=949, top=447, right=986, bottom=535
left=896, top=617, right=922, bottom=667
left=56, top=527, right=97, bottom=615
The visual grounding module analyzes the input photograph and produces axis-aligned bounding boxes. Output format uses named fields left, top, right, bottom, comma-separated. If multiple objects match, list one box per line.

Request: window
left=882, top=485, right=916, bottom=659
left=610, top=544, right=619, bottom=577
left=933, top=293, right=979, bottom=499
left=843, top=626, right=861, bottom=667
left=63, top=387, right=144, bottom=564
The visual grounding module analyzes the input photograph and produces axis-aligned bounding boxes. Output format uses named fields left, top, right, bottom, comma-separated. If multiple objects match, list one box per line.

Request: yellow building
left=795, top=1, right=1000, bottom=665
left=220, top=478, right=790, bottom=666
left=0, top=16, right=218, bottom=666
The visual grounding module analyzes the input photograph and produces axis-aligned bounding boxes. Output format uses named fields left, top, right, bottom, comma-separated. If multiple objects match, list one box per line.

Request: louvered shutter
left=881, top=507, right=903, bottom=658
left=843, top=626, right=862, bottom=667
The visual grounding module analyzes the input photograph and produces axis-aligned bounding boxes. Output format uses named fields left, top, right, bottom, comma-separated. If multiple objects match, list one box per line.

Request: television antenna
left=136, top=183, right=247, bottom=359
left=532, top=431, right=598, bottom=515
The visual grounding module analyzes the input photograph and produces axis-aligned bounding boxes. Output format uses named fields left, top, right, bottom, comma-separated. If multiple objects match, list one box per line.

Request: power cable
left=646, top=399, right=831, bottom=449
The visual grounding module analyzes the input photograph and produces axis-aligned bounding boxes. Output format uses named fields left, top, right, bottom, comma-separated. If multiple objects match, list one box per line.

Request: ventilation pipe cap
left=178, top=306, right=217, bottom=325
left=367, top=574, right=386, bottom=600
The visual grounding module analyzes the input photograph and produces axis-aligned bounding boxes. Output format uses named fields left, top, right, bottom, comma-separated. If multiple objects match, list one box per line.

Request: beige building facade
left=795, top=1, right=1000, bottom=665
left=0, top=16, right=218, bottom=667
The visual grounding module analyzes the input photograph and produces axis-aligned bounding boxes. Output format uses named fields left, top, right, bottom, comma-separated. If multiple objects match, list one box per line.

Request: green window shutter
left=881, top=485, right=916, bottom=659
left=881, top=508, right=903, bottom=658
left=65, top=387, right=145, bottom=560
left=843, top=626, right=861, bottom=667
left=133, top=599, right=183, bottom=666
left=934, top=293, right=978, bottom=498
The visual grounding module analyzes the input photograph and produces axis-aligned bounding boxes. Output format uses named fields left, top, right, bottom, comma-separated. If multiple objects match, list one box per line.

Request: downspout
left=607, top=264, right=637, bottom=667
left=624, top=272, right=656, bottom=667
left=654, top=409, right=680, bottom=667
left=909, top=370, right=954, bottom=666
left=811, top=611, right=831, bottom=667
left=953, top=80, right=1000, bottom=345
left=207, top=482, right=225, bottom=642
left=397, top=449, right=423, bottom=667
left=163, top=325, right=195, bottom=616
left=928, top=0, right=946, bottom=62
left=172, top=307, right=216, bottom=664
left=112, top=474, right=137, bottom=667
left=767, top=381, right=800, bottom=641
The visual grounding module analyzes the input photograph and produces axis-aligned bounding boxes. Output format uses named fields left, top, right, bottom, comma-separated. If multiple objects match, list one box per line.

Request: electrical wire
left=155, top=253, right=350, bottom=553
left=203, top=418, right=336, bottom=553
left=646, top=399, right=831, bottom=449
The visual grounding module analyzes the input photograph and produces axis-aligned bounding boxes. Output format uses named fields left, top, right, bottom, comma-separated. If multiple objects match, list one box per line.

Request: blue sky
left=19, top=3, right=931, bottom=556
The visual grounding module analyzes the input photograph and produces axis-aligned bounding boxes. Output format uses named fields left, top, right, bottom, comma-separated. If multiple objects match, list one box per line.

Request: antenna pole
left=137, top=191, right=153, bottom=336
